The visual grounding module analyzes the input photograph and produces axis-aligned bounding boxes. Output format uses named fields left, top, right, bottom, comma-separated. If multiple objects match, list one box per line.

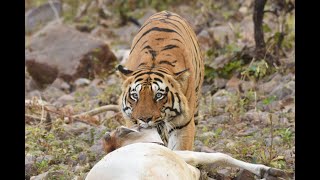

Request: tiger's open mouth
left=135, top=119, right=168, bottom=146
left=137, top=118, right=164, bottom=128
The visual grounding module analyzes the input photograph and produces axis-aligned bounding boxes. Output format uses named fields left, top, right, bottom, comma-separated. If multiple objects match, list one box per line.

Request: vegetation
left=25, top=0, right=295, bottom=179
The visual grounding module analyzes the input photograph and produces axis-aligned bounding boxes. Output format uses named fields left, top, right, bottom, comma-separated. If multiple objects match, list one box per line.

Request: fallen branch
left=25, top=98, right=119, bottom=126
left=72, top=105, right=119, bottom=118
left=74, top=0, right=95, bottom=22
left=25, top=114, right=45, bottom=122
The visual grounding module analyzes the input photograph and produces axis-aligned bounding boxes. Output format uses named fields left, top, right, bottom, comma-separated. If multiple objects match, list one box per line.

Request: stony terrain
left=25, top=0, right=295, bottom=179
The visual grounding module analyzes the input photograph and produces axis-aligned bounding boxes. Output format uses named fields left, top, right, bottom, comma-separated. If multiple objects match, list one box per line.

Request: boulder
left=25, top=1, right=62, bottom=34
left=26, top=21, right=117, bottom=88
left=25, top=154, right=37, bottom=179
left=197, top=29, right=215, bottom=51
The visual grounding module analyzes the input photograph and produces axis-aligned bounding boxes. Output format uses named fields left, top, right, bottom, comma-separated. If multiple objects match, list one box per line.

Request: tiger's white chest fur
left=167, top=130, right=179, bottom=150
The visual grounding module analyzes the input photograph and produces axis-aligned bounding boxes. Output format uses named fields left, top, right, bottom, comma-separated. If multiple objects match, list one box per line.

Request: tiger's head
left=117, top=65, right=190, bottom=128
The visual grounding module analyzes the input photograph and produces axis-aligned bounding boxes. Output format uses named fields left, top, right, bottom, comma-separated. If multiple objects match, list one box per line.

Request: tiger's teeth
left=138, top=120, right=149, bottom=128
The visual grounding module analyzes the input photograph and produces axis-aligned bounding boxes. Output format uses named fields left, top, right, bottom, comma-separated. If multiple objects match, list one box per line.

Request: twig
left=25, top=114, right=45, bottom=122
left=74, top=0, right=94, bottom=22
left=269, top=113, right=274, bottom=164
left=44, top=107, right=99, bottom=126
left=254, top=91, right=257, bottom=112
left=48, top=0, right=62, bottom=24
left=25, top=98, right=119, bottom=126
left=263, top=9, right=279, bottom=16
left=72, top=105, right=119, bottom=118
left=38, top=94, right=45, bottom=126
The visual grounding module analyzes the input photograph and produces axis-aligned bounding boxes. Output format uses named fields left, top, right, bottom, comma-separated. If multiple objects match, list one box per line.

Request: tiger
left=117, top=11, right=204, bottom=151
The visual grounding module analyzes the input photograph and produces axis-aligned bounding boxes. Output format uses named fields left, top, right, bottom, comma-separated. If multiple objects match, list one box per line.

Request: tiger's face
left=118, top=66, right=190, bottom=128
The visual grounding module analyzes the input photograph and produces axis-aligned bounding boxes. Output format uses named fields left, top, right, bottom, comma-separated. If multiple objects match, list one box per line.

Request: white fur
left=86, top=143, right=200, bottom=180
left=86, top=128, right=284, bottom=180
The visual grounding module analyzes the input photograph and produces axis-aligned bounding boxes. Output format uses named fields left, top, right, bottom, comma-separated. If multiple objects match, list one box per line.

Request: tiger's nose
left=139, top=116, right=153, bottom=123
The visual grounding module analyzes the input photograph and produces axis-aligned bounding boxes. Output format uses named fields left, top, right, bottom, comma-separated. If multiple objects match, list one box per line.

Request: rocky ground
left=25, top=0, right=295, bottom=179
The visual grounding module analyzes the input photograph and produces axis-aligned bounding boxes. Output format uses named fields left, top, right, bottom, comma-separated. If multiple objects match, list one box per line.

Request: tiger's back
left=125, top=11, right=204, bottom=117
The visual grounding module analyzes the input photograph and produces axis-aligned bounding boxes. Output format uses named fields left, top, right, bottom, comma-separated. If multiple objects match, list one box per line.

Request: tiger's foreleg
left=168, top=117, right=195, bottom=151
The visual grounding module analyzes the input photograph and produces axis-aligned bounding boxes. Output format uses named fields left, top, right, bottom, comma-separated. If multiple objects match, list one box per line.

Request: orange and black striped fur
left=118, top=11, right=204, bottom=150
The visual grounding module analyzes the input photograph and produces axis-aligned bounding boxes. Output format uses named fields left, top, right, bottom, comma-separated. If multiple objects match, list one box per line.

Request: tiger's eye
left=132, top=93, right=138, bottom=99
left=155, top=93, right=163, bottom=99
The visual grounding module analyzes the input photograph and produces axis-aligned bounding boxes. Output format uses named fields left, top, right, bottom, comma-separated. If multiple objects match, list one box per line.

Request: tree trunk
left=253, top=0, right=267, bottom=59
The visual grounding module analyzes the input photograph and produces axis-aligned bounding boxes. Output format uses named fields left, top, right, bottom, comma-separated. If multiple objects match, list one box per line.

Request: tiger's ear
left=117, top=65, right=133, bottom=80
left=174, top=68, right=190, bottom=82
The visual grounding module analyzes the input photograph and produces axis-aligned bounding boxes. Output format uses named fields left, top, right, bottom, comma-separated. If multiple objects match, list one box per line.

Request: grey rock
left=72, top=176, right=82, bottom=180
left=199, top=132, right=215, bottom=138
left=75, top=78, right=91, bottom=87
left=90, top=26, right=114, bottom=42
left=211, top=54, right=232, bottom=69
left=226, top=141, right=236, bottom=148
left=55, top=94, right=75, bottom=105
left=47, top=170, right=67, bottom=179
left=36, top=155, right=54, bottom=163
left=236, top=126, right=259, bottom=136
left=283, top=149, right=295, bottom=162
left=113, top=49, right=130, bottom=64
left=235, top=169, right=255, bottom=180
left=201, top=84, right=215, bottom=95
left=25, top=154, right=37, bottom=179
left=212, top=90, right=231, bottom=108
left=281, top=73, right=295, bottom=83
left=90, top=78, right=104, bottom=87
left=112, top=24, right=139, bottom=47
left=241, top=110, right=268, bottom=122
left=62, top=122, right=91, bottom=136
left=105, top=74, right=121, bottom=86
left=239, top=16, right=255, bottom=45
left=80, top=125, right=108, bottom=145
left=42, top=86, right=65, bottom=103
left=51, top=78, right=70, bottom=91
left=26, top=90, right=42, bottom=99
left=265, top=136, right=283, bottom=146
left=197, top=29, right=214, bottom=50
left=217, top=168, right=231, bottom=177
left=258, top=73, right=282, bottom=94
left=270, top=81, right=295, bottom=100
left=89, top=139, right=105, bottom=157
left=26, top=78, right=42, bottom=93
left=212, top=141, right=226, bottom=151
left=88, top=85, right=102, bottom=97
left=25, top=1, right=62, bottom=34
left=200, top=146, right=215, bottom=153
left=240, top=80, right=255, bottom=93
left=74, top=165, right=85, bottom=173
left=194, top=140, right=204, bottom=147
left=211, top=25, right=235, bottom=47
left=226, top=75, right=241, bottom=94
left=78, top=152, right=87, bottom=165
left=138, top=9, right=157, bottom=25
left=30, top=171, right=49, bottom=180
left=214, top=78, right=228, bottom=89
left=208, top=115, right=230, bottom=124
left=26, top=21, right=117, bottom=87
left=239, top=6, right=249, bottom=14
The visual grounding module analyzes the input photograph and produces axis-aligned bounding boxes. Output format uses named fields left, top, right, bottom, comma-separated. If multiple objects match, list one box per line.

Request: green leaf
left=263, top=24, right=272, bottom=33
